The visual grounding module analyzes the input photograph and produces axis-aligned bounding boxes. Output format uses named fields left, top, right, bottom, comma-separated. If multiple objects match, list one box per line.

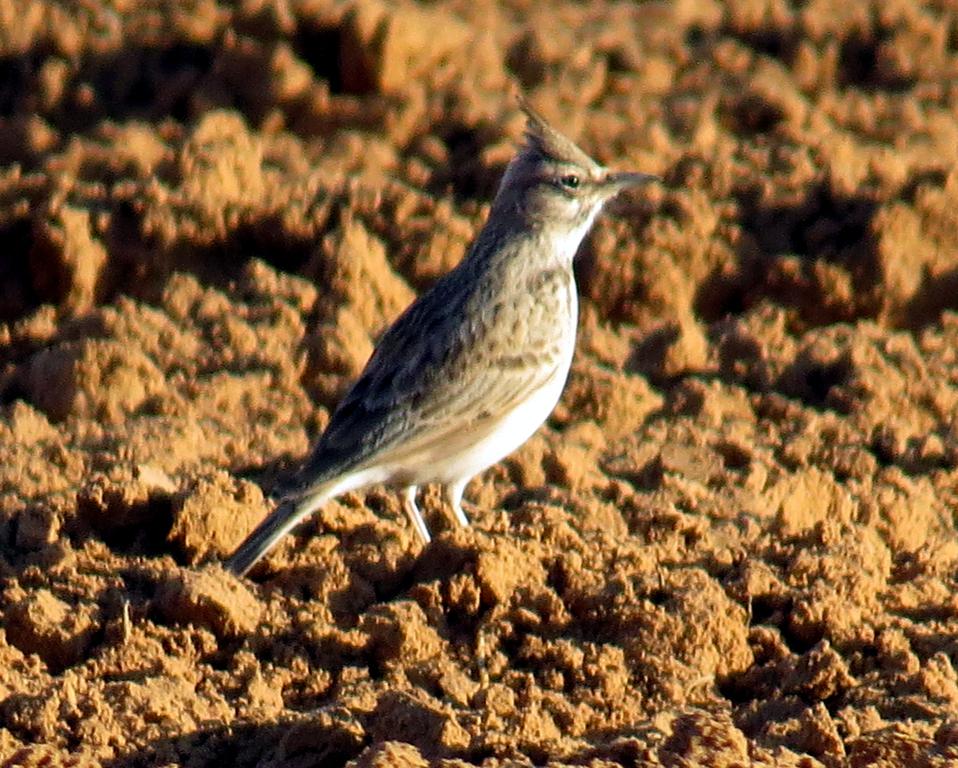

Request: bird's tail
left=225, top=483, right=337, bottom=576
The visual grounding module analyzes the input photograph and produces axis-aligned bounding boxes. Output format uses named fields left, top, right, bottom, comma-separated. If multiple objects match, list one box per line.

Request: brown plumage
left=226, top=98, right=657, bottom=576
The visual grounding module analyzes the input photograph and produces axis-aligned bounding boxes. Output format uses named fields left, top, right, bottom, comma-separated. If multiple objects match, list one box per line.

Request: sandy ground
left=2, top=0, right=958, bottom=765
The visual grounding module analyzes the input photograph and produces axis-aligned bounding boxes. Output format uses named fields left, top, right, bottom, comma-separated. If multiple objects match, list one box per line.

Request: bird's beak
left=605, top=170, right=659, bottom=190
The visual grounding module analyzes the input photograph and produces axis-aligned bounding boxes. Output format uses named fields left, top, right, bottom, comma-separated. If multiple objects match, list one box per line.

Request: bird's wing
left=289, top=297, right=564, bottom=495
left=359, top=353, right=563, bottom=471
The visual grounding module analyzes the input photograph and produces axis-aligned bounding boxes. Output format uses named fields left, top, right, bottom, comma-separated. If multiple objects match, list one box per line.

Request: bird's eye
left=559, top=174, right=580, bottom=189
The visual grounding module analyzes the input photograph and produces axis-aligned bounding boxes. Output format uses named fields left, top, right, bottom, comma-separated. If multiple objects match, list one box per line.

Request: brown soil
left=2, top=1, right=958, bottom=766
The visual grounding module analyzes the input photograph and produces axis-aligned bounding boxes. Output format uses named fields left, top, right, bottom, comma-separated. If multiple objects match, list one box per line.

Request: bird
left=225, top=97, right=657, bottom=576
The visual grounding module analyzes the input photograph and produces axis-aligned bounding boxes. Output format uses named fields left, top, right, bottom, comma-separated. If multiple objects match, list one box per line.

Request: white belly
left=429, top=358, right=572, bottom=485
left=423, top=275, right=578, bottom=486
left=333, top=358, right=572, bottom=497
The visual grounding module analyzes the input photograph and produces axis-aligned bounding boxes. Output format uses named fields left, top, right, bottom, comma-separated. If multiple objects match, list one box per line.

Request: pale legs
left=402, top=485, right=430, bottom=542
left=402, top=482, right=471, bottom=543
left=444, top=480, right=470, bottom=528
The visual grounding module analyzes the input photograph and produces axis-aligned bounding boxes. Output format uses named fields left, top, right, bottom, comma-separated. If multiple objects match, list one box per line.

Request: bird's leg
left=402, top=485, right=431, bottom=543
left=443, top=480, right=470, bottom=528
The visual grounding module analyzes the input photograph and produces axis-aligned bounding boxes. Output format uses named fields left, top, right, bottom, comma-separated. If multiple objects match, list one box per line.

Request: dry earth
left=2, top=0, right=958, bottom=766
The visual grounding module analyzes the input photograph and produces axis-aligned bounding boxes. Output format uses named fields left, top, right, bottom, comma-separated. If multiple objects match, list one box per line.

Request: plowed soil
left=3, top=1, right=958, bottom=766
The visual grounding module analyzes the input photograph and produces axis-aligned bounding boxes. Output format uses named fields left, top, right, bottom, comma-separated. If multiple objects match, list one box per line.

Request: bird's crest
left=517, top=95, right=599, bottom=170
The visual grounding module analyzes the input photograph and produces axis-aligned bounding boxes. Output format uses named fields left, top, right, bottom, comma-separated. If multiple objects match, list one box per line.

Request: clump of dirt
left=2, top=0, right=958, bottom=766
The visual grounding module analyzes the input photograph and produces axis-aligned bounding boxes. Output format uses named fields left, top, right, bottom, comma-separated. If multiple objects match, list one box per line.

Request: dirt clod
left=2, top=0, right=958, bottom=765
left=155, top=566, right=262, bottom=639
left=4, top=589, right=97, bottom=672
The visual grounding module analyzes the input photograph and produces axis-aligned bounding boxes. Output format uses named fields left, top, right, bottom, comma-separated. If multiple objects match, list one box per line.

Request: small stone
left=367, top=690, right=469, bottom=752
left=5, top=589, right=97, bottom=671
left=351, top=741, right=428, bottom=768
left=475, top=538, right=546, bottom=606
left=155, top=565, right=262, bottom=639
left=360, top=600, right=444, bottom=667
left=168, top=472, right=268, bottom=563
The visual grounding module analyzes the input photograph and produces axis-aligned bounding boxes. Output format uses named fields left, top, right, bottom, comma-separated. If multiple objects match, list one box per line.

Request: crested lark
left=226, top=99, right=657, bottom=576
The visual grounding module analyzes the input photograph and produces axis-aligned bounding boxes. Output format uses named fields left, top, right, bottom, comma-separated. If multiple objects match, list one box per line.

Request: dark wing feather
left=287, top=268, right=470, bottom=491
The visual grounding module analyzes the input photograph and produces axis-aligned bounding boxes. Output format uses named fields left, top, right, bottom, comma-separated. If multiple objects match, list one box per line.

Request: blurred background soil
left=2, top=0, right=958, bottom=765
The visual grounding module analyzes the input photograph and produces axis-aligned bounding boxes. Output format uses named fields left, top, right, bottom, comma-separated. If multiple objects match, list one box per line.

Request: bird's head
left=493, top=97, right=657, bottom=235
